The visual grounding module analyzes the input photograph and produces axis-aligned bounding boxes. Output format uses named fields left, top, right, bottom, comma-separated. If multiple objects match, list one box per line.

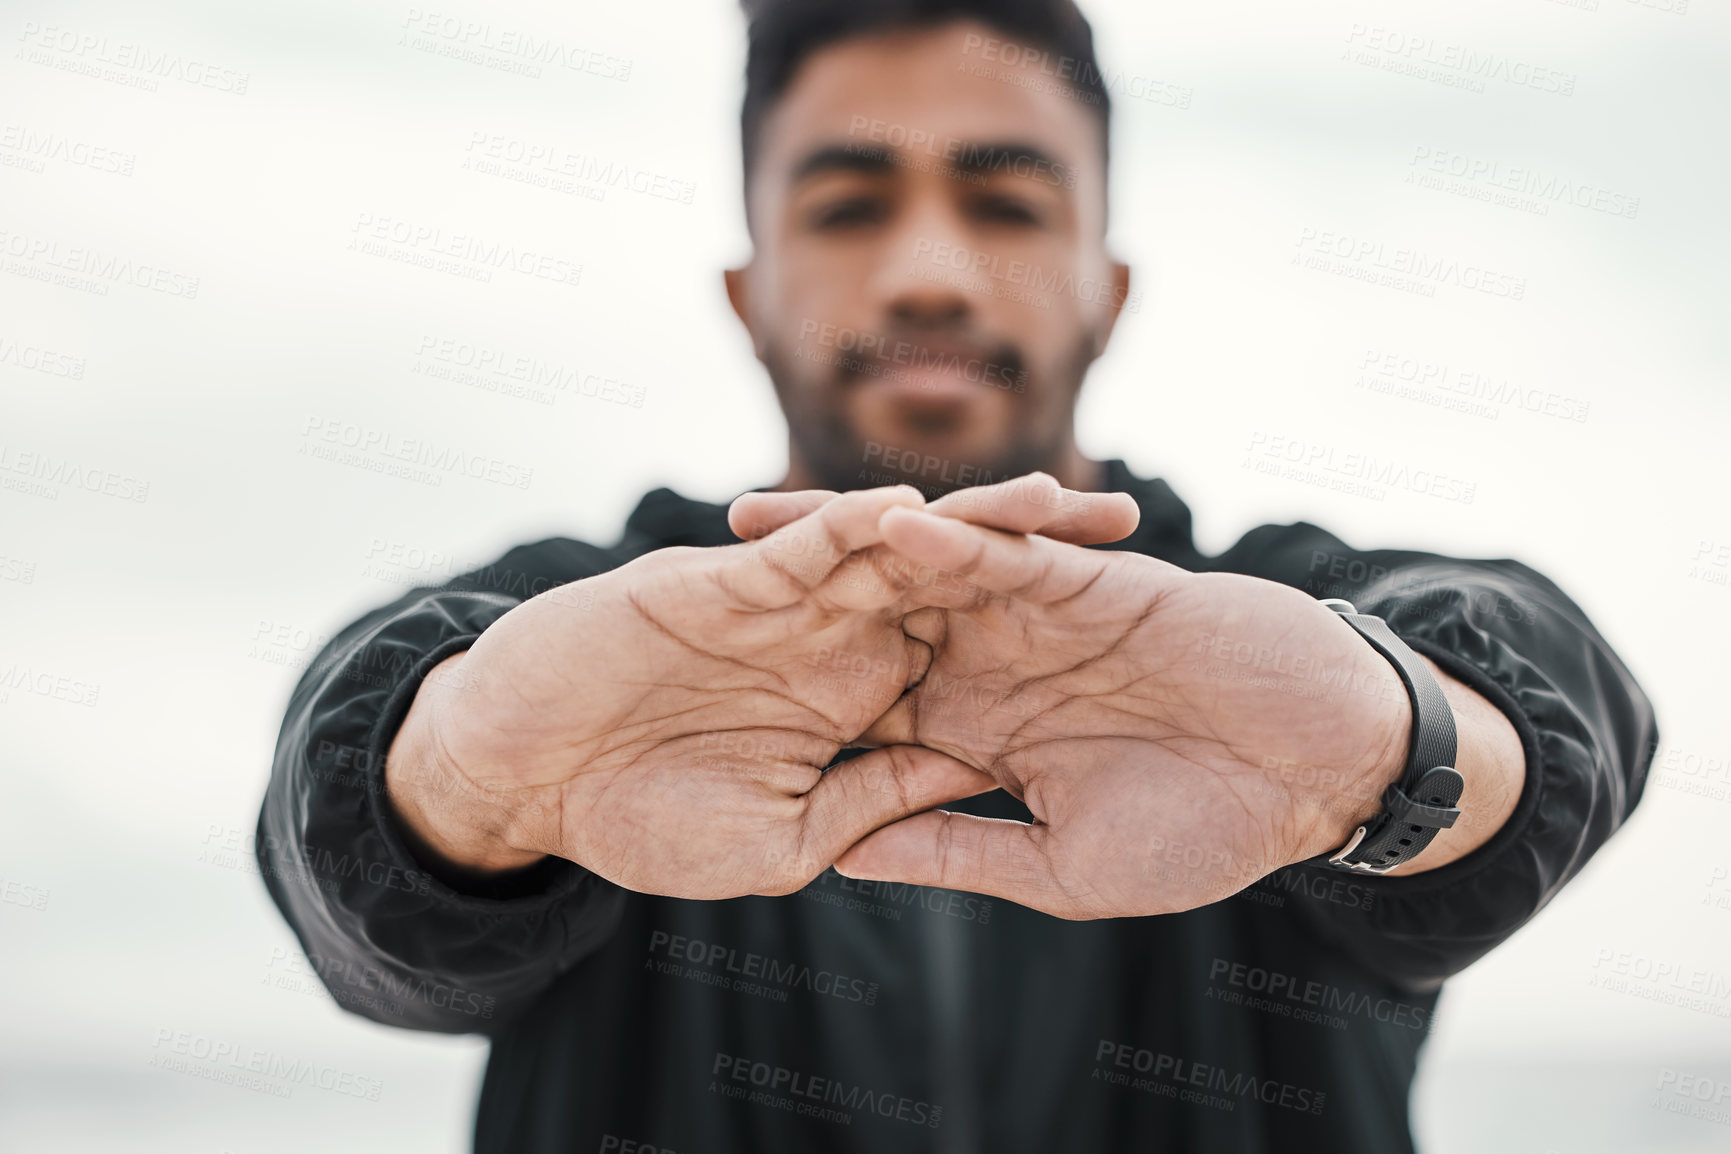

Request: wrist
left=1290, top=650, right=1417, bottom=866
left=384, top=654, right=551, bottom=874
left=1300, top=645, right=1490, bottom=875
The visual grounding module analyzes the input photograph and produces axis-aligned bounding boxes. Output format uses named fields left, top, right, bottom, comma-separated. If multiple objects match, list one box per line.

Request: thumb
left=834, top=810, right=1076, bottom=917
left=798, top=745, right=996, bottom=867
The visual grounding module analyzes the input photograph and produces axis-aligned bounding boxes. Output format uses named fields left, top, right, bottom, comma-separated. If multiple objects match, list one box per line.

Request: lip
left=848, top=338, right=1010, bottom=398
left=859, top=363, right=990, bottom=402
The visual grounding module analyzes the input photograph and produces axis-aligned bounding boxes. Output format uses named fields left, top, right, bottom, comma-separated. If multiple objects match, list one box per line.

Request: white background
left=2, top=0, right=1728, bottom=1150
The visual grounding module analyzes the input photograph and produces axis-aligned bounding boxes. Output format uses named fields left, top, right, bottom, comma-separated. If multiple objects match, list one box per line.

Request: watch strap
left=1317, top=599, right=1463, bottom=874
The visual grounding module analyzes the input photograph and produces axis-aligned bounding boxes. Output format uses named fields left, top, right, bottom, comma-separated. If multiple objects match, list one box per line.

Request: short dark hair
left=739, top=0, right=1110, bottom=194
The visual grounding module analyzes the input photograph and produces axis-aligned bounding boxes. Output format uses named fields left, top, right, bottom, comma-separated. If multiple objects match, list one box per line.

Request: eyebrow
left=790, top=143, right=896, bottom=183
left=950, top=141, right=1065, bottom=178
left=789, top=139, right=1070, bottom=185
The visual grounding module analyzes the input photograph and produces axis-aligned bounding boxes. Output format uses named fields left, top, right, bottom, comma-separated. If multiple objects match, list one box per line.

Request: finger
left=878, top=507, right=1110, bottom=605
left=856, top=695, right=915, bottom=748
left=726, top=486, right=926, bottom=609
left=834, top=810, right=1075, bottom=916
left=732, top=476, right=1140, bottom=547
left=852, top=614, right=941, bottom=748
left=925, top=472, right=1140, bottom=545
left=798, top=745, right=997, bottom=865
left=728, top=490, right=839, bottom=542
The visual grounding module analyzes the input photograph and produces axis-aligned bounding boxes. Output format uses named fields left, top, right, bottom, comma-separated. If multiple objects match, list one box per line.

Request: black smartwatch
left=1317, top=598, right=1465, bottom=874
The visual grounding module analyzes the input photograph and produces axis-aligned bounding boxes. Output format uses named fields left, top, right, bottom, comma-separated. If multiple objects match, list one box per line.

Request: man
left=257, top=1, right=1657, bottom=1150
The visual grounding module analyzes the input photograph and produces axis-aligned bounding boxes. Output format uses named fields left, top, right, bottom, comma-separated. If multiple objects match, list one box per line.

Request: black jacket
left=256, top=459, right=1657, bottom=1153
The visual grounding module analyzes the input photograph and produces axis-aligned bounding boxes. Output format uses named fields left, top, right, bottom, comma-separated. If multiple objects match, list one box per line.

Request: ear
left=1091, top=258, right=1133, bottom=357
left=724, top=264, right=759, bottom=357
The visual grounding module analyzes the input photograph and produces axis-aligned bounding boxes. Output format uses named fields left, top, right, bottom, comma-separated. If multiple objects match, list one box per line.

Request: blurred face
left=727, top=19, right=1129, bottom=495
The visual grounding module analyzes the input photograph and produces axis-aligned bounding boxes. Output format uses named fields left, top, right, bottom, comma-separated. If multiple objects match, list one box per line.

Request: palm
left=440, top=488, right=991, bottom=900
left=550, top=552, right=929, bottom=897
left=844, top=511, right=1409, bottom=918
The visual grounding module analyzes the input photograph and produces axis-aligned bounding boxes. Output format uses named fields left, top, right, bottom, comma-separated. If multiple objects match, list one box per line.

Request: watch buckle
left=1327, top=825, right=1368, bottom=866
left=1326, top=825, right=1399, bottom=874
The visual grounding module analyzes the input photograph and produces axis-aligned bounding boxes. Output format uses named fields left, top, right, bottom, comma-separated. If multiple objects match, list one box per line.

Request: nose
left=869, top=198, right=975, bottom=332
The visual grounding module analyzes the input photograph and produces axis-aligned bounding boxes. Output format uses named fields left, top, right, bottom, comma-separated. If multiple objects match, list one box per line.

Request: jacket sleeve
left=255, top=538, right=632, bottom=1036
left=1210, top=522, right=1660, bottom=992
